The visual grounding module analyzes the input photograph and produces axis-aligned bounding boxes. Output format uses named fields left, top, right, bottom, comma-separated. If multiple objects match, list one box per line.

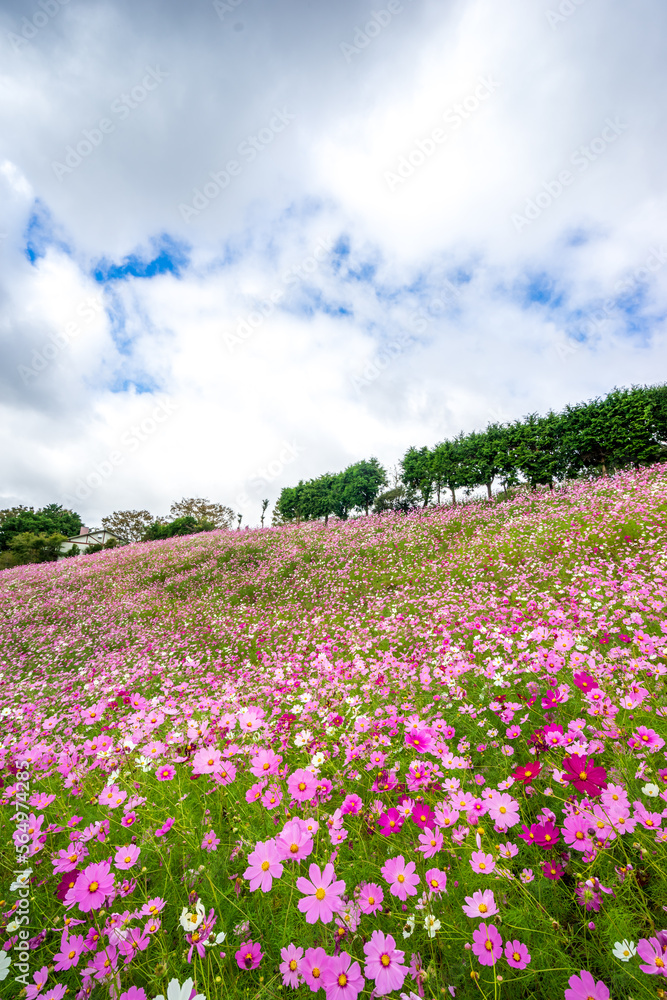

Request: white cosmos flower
left=294, top=729, right=312, bottom=747
left=311, top=751, right=325, bottom=766
left=402, top=914, right=416, bottom=939
left=0, top=951, right=10, bottom=981
left=179, top=900, right=205, bottom=933
left=641, top=783, right=660, bottom=797
left=424, top=914, right=441, bottom=938
left=154, top=978, right=206, bottom=1000
left=612, top=940, right=636, bottom=961
left=9, top=869, right=32, bottom=892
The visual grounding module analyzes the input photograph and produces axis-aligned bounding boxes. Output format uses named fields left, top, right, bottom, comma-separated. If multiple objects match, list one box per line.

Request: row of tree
left=274, top=384, right=667, bottom=521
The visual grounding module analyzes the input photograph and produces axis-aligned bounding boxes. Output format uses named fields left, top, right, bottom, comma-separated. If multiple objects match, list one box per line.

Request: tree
left=168, top=498, right=235, bottom=529
left=144, top=515, right=207, bottom=541
left=343, top=458, right=387, bottom=516
left=372, top=484, right=419, bottom=513
left=101, top=509, right=154, bottom=543
left=506, top=411, right=567, bottom=489
left=400, top=447, right=434, bottom=506
left=431, top=439, right=465, bottom=505
left=8, top=531, right=68, bottom=564
left=457, top=425, right=512, bottom=499
left=0, top=505, right=81, bottom=551
left=260, top=499, right=269, bottom=527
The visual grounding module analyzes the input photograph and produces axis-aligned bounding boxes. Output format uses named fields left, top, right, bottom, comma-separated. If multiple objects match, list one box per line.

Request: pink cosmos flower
left=71, top=861, right=114, bottom=912
left=471, top=923, right=503, bottom=966
left=288, top=768, right=318, bottom=802
left=296, top=863, right=346, bottom=923
left=562, top=755, right=607, bottom=797
left=261, top=783, right=283, bottom=810
left=52, top=842, right=88, bottom=874
left=155, top=765, right=175, bottom=781
left=504, top=939, right=531, bottom=969
left=486, top=793, right=520, bottom=829
left=462, top=890, right=498, bottom=919
left=246, top=780, right=267, bottom=805
left=249, top=749, right=283, bottom=779
left=341, top=794, right=363, bottom=814
left=425, top=868, right=447, bottom=895
left=564, top=970, right=610, bottom=1000
left=276, top=820, right=314, bottom=862
left=236, top=939, right=263, bottom=970
left=358, top=882, right=384, bottom=914
left=381, top=855, right=420, bottom=901
left=201, top=829, right=220, bottom=852
left=244, top=839, right=283, bottom=892
left=321, top=951, right=365, bottom=1000
left=636, top=936, right=667, bottom=975
left=192, top=747, right=222, bottom=774
left=26, top=966, right=49, bottom=999
left=155, top=818, right=175, bottom=837
left=563, top=815, right=594, bottom=852
left=121, top=811, right=137, bottom=829
left=301, top=947, right=329, bottom=992
left=119, top=989, right=147, bottom=1000
left=470, top=851, right=495, bottom=875
left=114, top=845, right=140, bottom=870
left=417, top=828, right=443, bottom=859
left=434, top=804, right=459, bottom=829
left=629, top=727, right=665, bottom=753
left=280, top=943, right=304, bottom=987
left=363, top=930, right=409, bottom=995
left=53, top=930, right=85, bottom=971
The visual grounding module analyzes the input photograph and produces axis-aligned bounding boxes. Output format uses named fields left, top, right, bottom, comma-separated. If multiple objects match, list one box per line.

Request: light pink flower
left=244, top=839, right=283, bottom=892
left=279, top=943, right=304, bottom=988
left=462, top=889, right=498, bottom=919
left=471, top=922, right=503, bottom=966
left=363, top=930, right=408, bottom=995
left=296, top=863, right=346, bottom=924
left=321, top=951, right=365, bottom=1000
left=380, top=855, right=420, bottom=901
left=114, top=845, right=140, bottom=870
left=470, top=851, right=495, bottom=874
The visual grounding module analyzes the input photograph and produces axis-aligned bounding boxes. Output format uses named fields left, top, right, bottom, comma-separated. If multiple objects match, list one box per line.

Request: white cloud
left=0, top=0, right=666, bottom=525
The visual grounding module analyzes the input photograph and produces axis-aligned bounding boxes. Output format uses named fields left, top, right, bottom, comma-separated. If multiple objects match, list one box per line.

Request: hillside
left=1, top=466, right=666, bottom=999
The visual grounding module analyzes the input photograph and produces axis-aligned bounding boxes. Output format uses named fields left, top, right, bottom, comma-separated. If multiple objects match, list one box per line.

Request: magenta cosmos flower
left=380, top=855, right=420, bottom=901
left=155, top=765, right=175, bottom=781
left=564, top=970, right=610, bottom=1000
left=562, top=755, right=607, bottom=797
left=244, top=839, right=283, bottom=892
left=363, top=930, right=408, bottom=995
left=235, top=939, right=263, bottom=970
left=71, top=861, right=114, bottom=912
left=321, top=951, right=365, bottom=1000
left=378, top=808, right=404, bottom=836
left=471, top=923, right=503, bottom=966
left=504, top=939, right=531, bottom=969
left=288, top=768, right=318, bottom=802
left=296, top=863, right=346, bottom=923
left=462, top=889, right=498, bottom=919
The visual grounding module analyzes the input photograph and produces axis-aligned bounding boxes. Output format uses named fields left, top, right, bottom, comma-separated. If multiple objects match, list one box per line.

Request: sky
left=1, top=0, right=666, bottom=526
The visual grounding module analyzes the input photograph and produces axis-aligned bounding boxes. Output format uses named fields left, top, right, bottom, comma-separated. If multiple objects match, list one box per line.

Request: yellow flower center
left=479, top=903, right=487, bottom=913
left=261, top=861, right=270, bottom=871
left=381, top=954, right=390, bottom=967
left=397, top=874, right=405, bottom=883
left=338, top=974, right=347, bottom=987
left=315, top=887, right=326, bottom=900
left=89, top=881, right=99, bottom=892
left=289, top=960, right=297, bottom=971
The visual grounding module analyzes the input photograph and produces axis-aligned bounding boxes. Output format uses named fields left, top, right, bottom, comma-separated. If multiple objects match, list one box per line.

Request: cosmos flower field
left=1, top=467, right=667, bottom=1000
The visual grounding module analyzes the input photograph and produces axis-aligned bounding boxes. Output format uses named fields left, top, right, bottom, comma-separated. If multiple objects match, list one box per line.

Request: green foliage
left=7, top=530, right=68, bottom=564
left=0, top=504, right=81, bottom=551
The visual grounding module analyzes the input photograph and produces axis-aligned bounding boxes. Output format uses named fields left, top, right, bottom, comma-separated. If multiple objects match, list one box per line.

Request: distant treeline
left=274, top=384, right=667, bottom=522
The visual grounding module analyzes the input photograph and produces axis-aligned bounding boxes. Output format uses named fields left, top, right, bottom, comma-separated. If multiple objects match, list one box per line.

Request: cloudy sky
left=1, top=0, right=665, bottom=525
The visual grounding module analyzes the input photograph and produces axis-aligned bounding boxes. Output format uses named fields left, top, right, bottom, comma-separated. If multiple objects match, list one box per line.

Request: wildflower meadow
left=1, top=465, right=667, bottom=1000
